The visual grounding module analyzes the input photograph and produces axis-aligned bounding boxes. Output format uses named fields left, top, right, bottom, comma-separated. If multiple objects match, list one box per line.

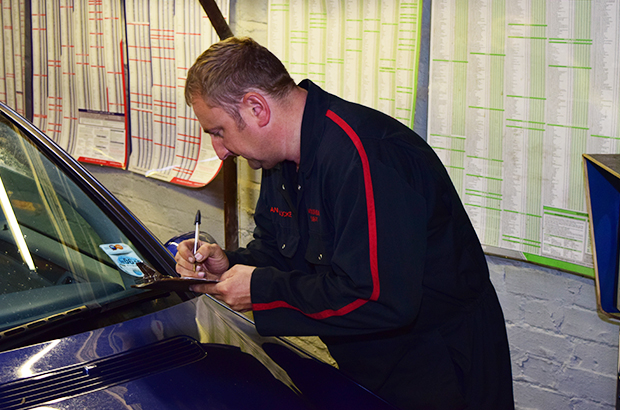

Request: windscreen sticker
left=100, top=243, right=144, bottom=277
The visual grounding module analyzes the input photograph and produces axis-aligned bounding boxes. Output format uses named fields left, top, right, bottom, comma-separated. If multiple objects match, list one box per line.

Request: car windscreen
left=0, top=113, right=155, bottom=333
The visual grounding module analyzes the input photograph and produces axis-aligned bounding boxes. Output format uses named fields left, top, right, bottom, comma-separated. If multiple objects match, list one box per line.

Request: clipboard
left=131, top=262, right=219, bottom=292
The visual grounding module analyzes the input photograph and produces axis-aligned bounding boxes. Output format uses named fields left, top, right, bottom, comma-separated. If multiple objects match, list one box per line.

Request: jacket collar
left=298, top=79, right=331, bottom=177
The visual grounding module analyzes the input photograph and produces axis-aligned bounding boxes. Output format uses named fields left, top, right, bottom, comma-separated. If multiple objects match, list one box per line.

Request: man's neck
left=277, top=86, right=307, bottom=167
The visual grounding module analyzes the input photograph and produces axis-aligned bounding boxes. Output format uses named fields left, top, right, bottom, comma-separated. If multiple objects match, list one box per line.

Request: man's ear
left=242, top=92, right=270, bottom=127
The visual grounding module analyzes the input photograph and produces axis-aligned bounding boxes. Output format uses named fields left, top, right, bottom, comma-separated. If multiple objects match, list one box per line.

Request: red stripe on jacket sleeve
left=253, top=109, right=380, bottom=318
left=325, top=110, right=380, bottom=301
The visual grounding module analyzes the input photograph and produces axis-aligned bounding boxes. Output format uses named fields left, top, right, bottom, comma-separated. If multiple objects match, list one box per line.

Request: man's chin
left=247, top=160, right=263, bottom=170
left=248, top=159, right=277, bottom=170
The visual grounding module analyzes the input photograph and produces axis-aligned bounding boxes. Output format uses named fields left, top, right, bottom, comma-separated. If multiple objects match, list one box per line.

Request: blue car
left=0, top=102, right=396, bottom=410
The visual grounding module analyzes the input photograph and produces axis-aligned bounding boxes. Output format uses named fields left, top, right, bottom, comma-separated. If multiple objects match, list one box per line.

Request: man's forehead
left=193, top=98, right=220, bottom=118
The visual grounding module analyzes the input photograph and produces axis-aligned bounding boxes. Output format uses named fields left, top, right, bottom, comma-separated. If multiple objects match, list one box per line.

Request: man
left=176, top=36, right=514, bottom=410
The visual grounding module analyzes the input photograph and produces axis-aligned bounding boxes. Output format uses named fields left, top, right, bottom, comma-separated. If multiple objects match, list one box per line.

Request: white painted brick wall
left=489, top=256, right=618, bottom=409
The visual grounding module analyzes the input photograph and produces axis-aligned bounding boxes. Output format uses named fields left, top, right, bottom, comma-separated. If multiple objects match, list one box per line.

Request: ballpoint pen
left=193, top=210, right=201, bottom=271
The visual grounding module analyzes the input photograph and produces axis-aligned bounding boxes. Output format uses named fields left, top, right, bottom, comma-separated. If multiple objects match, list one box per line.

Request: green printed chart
left=268, top=0, right=423, bottom=129
left=429, top=0, right=620, bottom=276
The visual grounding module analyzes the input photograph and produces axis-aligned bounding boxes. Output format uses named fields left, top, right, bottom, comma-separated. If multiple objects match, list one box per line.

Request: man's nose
left=210, top=135, right=232, bottom=160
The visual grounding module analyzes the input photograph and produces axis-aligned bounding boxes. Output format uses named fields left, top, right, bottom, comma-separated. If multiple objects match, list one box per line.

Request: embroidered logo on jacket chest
left=270, top=207, right=292, bottom=218
left=308, top=208, right=320, bottom=222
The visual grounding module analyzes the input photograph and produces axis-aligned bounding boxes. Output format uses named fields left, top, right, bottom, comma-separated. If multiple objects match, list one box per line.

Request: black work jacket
left=226, top=80, right=513, bottom=409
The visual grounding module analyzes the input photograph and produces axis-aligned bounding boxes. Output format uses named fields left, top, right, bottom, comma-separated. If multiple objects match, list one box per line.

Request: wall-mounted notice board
left=1, top=0, right=228, bottom=188
left=267, top=0, right=423, bottom=130
left=428, top=0, right=620, bottom=277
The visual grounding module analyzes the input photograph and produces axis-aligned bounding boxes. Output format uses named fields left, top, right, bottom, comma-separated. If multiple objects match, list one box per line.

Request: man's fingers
left=190, top=282, right=219, bottom=294
left=175, top=256, right=204, bottom=278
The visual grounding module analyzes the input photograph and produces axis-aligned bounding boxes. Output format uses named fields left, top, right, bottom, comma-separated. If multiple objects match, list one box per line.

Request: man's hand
left=196, top=265, right=254, bottom=312
left=175, top=239, right=254, bottom=312
left=175, top=239, right=229, bottom=280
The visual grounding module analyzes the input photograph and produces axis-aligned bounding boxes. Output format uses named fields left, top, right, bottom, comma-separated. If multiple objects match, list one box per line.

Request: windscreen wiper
left=0, top=286, right=172, bottom=353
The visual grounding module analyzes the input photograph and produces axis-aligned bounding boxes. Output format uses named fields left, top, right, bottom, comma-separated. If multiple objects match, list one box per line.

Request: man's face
left=191, top=96, right=280, bottom=170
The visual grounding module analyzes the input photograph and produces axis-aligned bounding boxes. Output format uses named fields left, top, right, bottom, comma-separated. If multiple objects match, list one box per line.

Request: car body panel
left=1, top=295, right=394, bottom=409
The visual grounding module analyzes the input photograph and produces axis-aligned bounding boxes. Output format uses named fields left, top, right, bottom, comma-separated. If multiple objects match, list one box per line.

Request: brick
left=508, top=327, right=573, bottom=366
left=571, top=339, right=619, bottom=375
left=569, top=397, right=616, bottom=410
left=522, top=298, right=565, bottom=332
left=562, top=306, right=617, bottom=345
left=562, top=276, right=600, bottom=311
left=488, top=261, right=507, bottom=293
left=505, top=264, right=574, bottom=300
left=556, top=366, right=616, bottom=406
left=511, top=351, right=566, bottom=389
left=498, top=292, right=524, bottom=324
left=513, top=380, right=572, bottom=409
